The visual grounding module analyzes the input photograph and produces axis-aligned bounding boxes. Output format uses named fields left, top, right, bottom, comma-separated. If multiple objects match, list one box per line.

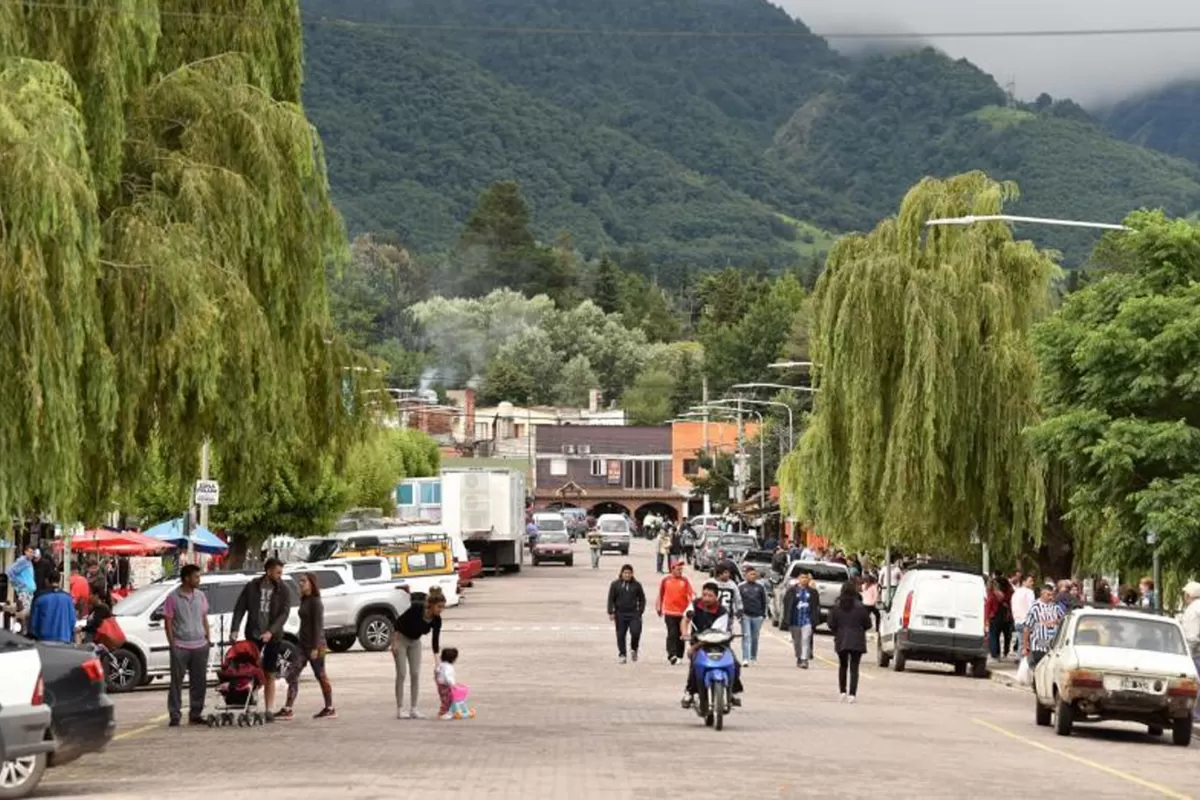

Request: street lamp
left=925, top=214, right=1131, bottom=231
left=731, top=382, right=817, bottom=394
left=769, top=361, right=815, bottom=370
left=689, top=405, right=766, bottom=502
left=705, top=397, right=793, bottom=452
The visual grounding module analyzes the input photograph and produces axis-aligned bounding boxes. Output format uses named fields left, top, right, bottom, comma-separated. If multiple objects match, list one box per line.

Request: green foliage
left=1103, top=81, right=1200, bottom=166
left=342, top=428, right=441, bottom=515
left=592, top=256, right=623, bottom=314
left=699, top=272, right=806, bottom=393
left=1, top=1, right=364, bottom=522
left=1029, top=211, right=1200, bottom=576
left=782, top=173, right=1056, bottom=560
left=620, top=368, right=676, bottom=425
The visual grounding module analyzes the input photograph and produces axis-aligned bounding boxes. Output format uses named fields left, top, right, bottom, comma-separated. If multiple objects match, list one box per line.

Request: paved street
left=42, top=541, right=1200, bottom=799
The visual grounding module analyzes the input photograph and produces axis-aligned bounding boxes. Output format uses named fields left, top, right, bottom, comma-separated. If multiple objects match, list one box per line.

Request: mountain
left=1102, top=81, right=1200, bottom=166
left=299, top=1, right=1200, bottom=269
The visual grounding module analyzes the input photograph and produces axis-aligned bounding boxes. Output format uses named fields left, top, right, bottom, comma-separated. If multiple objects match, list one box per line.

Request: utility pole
left=701, top=375, right=710, bottom=517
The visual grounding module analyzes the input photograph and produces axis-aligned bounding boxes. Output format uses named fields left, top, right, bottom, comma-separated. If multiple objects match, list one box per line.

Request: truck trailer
left=439, top=467, right=526, bottom=574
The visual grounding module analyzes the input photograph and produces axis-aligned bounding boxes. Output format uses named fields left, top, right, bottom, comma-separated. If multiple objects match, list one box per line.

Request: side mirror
left=150, top=608, right=165, bottom=622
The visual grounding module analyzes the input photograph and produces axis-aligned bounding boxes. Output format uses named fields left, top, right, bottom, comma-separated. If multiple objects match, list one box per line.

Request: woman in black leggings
left=828, top=580, right=872, bottom=703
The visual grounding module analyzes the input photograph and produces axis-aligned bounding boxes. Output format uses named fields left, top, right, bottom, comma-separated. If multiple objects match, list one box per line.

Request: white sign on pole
left=194, top=479, right=220, bottom=506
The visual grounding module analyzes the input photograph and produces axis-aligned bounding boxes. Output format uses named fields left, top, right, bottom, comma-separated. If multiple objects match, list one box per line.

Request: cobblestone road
left=41, top=540, right=1200, bottom=799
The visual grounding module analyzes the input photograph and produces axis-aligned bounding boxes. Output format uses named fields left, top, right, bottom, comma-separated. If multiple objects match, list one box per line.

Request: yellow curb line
left=113, top=713, right=170, bottom=741
left=971, top=718, right=1191, bottom=799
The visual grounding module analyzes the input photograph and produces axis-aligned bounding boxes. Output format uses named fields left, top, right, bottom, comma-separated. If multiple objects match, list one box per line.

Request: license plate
left=1121, top=677, right=1152, bottom=693
left=922, top=617, right=946, bottom=628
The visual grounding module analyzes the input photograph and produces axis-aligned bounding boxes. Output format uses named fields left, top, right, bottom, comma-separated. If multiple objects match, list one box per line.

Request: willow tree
left=0, top=1, right=367, bottom=522
left=778, top=173, right=1057, bottom=561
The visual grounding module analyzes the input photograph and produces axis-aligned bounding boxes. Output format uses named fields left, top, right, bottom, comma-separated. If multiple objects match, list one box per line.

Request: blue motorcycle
left=689, top=629, right=738, bottom=731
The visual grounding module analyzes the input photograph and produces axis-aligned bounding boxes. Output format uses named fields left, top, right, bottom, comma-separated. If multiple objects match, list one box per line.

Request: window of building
left=622, top=459, right=665, bottom=490
left=590, top=458, right=605, bottom=476
left=682, top=458, right=700, bottom=476
left=419, top=482, right=441, bottom=505
left=550, top=458, right=568, bottom=476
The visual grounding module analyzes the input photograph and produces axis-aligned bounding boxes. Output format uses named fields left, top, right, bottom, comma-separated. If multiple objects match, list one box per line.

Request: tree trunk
left=1034, top=501, right=1075, bottom=579
left=227, top=533, right=249, bottom=570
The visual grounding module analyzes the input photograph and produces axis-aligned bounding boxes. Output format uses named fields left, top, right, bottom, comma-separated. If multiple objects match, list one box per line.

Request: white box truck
left=439, top=468, right=526, bottom=574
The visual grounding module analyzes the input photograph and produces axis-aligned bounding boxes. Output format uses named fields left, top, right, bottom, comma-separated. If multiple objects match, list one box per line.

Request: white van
left=876, top=561, right=988, bottom=677
left=595, top=514, right=631, bottom=555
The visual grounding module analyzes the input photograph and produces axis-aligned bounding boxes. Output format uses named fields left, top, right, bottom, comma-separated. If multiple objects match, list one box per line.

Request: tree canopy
left=1029, top=212, right=1200, bottom=579
left=780, top=173, right=1056, bottom=561
left=0, top=1, right=365, bottom=523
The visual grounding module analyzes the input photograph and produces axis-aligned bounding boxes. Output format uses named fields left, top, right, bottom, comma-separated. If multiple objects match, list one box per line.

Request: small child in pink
left=435, top=648, right=474, bottom=720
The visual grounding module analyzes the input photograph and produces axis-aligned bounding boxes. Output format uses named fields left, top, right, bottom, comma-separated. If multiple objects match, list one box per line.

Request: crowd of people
left=3, top=543, right=117, bottom=644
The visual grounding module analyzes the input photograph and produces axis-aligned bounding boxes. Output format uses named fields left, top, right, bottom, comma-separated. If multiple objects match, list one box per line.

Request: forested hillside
left=1103, top=81, right=1200, bottom=166
left=299, top=0, right=1200, bottom=268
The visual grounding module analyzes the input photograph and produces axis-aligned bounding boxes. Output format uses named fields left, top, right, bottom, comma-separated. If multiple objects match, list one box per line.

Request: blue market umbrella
left=142, top=518, right=229, bottom=554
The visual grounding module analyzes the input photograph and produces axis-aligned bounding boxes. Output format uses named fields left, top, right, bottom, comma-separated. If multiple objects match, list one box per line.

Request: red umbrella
left=53, top=529, right=173, bottom=556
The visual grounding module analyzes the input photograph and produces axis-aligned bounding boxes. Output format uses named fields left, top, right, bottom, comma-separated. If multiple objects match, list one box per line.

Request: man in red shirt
left=657, top=560, right=694, bottom=665
left=68, top=570, right=90, bottom=617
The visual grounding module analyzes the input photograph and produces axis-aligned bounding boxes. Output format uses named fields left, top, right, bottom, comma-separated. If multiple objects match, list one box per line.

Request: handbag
left=96, top=616, right=127, bottom=650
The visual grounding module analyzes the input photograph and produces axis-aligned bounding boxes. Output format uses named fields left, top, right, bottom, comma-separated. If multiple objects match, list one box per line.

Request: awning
left=143, top=518, right=229, bottom=554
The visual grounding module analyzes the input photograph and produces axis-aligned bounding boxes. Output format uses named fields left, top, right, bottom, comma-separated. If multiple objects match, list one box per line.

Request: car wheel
left=1172, top=718, right=1192, bottom=747
left=1054, top=696, right=1074, bottom=736
left=532, top=558, right=540, bottom=566
left=566, top=558, right=573, bottom=567
left=971, top=657, right=989, bottom=679
left=326, top=635, right=355, bottom=653
left=892, top=649, right=906, bottom=672
left=357, top=613, right=394, bottom=652
left=1148, top=724, right=1165, bottom=737
left=105, top=647, right=143, bottom=693
left=954, top=662, right=968, bottom=676
left=876, top=637, right=891, bottom=668
left=1035, top=698, right=1052, bottom=727
left=0, top=753, right=47, bottom=800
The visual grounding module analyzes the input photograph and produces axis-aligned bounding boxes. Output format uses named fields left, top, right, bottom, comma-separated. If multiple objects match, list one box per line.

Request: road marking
left=113, top=713, right=170, bottom=741
left=971, top=719, right=1191, bottom=799
left=764, top=629, right=874, bottom=679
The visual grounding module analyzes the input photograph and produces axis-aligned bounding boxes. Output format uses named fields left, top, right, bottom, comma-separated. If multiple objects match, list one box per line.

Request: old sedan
left=1032, top=607, right=1198, bottom=746
left=531, top=532, right=574, bottom=567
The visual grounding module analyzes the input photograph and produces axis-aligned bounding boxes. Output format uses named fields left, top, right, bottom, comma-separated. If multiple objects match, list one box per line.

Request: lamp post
left=688, top=406, right=766, bottom=504
left=925, top=214, right=1131, bottom=231
left=707, top=397, right=794, bottom=452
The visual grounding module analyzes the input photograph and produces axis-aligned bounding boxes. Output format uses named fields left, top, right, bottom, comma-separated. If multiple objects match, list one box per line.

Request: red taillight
left=1066, top=669, right=1104, bottom=689
left=901, top=592, right=914, bottom=629
left=81, top=657, right=105, bottom=684
left=397, top=585, right=411, bottom=594
left=32, top=674, right=44, bottom=705
left=1169, top=678, right=1198, bottom=697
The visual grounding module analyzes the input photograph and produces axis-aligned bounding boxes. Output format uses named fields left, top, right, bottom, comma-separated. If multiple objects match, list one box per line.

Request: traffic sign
left=194, top=479, right=220, bottom=506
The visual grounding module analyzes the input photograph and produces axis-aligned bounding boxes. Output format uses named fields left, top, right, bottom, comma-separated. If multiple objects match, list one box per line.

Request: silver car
left=769, top=560, right=851, bottom=629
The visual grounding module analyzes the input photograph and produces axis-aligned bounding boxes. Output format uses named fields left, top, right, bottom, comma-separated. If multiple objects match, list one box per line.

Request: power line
left=8, top=0, right=1200, bottom=41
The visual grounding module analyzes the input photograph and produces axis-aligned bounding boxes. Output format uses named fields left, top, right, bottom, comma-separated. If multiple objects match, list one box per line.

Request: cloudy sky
left=779, top=0, right=1200, bottom=107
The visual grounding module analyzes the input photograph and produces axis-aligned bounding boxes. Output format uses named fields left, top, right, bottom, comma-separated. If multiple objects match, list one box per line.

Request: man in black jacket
left=231, top=558, right=291, bottom=715
left=607, top=564, right=646, bottom=664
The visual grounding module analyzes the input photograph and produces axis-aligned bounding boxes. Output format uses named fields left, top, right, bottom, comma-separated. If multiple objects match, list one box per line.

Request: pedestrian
left=1010, top=575, right=1035, bottom=660
left=828, top=580, right=871, bottom=703
left=712, top=564, right=743, bottom=619
left=6, top=544, right=37, bottom=614
left=85, top=557, right=110, bottom=610
left=681, top=524, right=696, bottom=565
left=860, top=575, right=881, bottom=632
left=163, top=564, right=211, bottom=727
left=737, top=566, right=768, bottom=665
left=1021, top=582, right=1066, bottom=669
left=607, top=564, right=646, bottom=664
left=278, top=572, right=336, bottom=721
left=985, top=579, right=1011, bottom=659
left=656, top=559, right=693, bottom=665
left=1091, top=581, right=1114, bottom=607
left=656, top=527, right=671, bottom=574
left=32, top=548, right=54, bottom=592
left=435, top=648, right=475, bottom=720
left=1139, top=577, right=1157, bottom=609
left=587, top=527, right=603, bottom=570
left=391, top=585, right=446, bottom=720
left=68, top=569, right=90, bottom=618
left=230, top=558, right=291, bottom=718
left=1180, top=583, right=1200, bottom=720
left=782, top=572, right=820, bottom=668
left=27, top=571, right=76, bottom=643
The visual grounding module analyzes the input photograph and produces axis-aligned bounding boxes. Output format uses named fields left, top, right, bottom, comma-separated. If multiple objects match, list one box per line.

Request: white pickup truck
left=286, top=558, right=412, bottom=653
left=0, top=631, right=55, bottom=798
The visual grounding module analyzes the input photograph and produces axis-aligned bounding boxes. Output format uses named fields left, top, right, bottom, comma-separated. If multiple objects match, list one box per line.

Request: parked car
left=876, top=560, right=988, bottom=677
left=1033, top=607, right=1198, bottom=745
left=707, top=534, right=758, bottom=574
left=99, top=571, right=302, bottom=694
left=531, top=531, right=574, bottom=567
left=738, top=550, right=777, bottom=582
left=0, top=631, right=54, bottom=799
left=36, top=640, right=115, bottom=768
left=769, top=560, right=850, bottom=629
left=595, top=514, right=631, bottom=555
left=285, top=559, right=412, bottom=653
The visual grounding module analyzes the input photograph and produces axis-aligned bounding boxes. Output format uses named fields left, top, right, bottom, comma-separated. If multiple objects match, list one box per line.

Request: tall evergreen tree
left=0, top=1, right=363, bottom=521
left=779, top=173, right=1056, bottom=561
left=592, top=256, right=623, bottom=314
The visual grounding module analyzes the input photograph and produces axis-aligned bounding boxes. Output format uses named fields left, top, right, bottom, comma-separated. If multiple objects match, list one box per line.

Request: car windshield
left=719, top=536, right=756, bottom=548
left=536, top=519, right=566, bottom=531
left=111, top=583, right=173, bottom=616
left=599, top=520, right=627, bottom=533
left=1074, top=615, right=1188, bottom=655
left=305, top=538, right=340, bottom=562
left=743, top=550, right=774, bottom=563
left=538, top=532, right=570, bottom=543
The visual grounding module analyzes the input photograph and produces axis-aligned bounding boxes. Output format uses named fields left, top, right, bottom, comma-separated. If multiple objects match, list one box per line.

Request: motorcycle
left=688, top=629, right=739, bottom=731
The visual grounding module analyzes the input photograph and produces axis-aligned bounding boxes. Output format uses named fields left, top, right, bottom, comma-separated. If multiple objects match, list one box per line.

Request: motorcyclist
left=680, top=582, right=744, bottom=709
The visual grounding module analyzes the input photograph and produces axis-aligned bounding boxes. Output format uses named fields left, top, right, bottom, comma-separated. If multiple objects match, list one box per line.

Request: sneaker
left=848, top=695, right=857, bottom=705
left=313, top=707, right=337, bottom=720
left=264, top=711, right=275, bottom=723
left=668, top=656, right=679, bottom=666
left=396, top=708, right=411, bottom=720
left=409, top=708, right=426, bottom=720
left=801, top=661, right=809, bottom=669
left=618, top=655, right=627, bottom=664
left=631, top=650, right=638, bottom=662
left=796, top=658, right=803, bottom=667
left=274, top=708, right=295, bottom=721
left=188, top=717, right=206, bottom=726
left=730, top=695, right=742, bottom=707
left=839, top=693, right=847, bottom=702
left=680, top=693, right=694, bottom=709
left=439, top=712, right=455, bottom=721
left=168, top=718, right=181, bottom=728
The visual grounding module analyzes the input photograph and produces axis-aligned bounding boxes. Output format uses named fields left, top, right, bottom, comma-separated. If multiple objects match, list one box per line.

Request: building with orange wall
left=671, top=419, right=760, bottom=517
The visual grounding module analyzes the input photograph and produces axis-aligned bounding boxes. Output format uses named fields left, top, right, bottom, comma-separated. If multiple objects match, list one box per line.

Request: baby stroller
left=206, top=639, right=267, bottom=728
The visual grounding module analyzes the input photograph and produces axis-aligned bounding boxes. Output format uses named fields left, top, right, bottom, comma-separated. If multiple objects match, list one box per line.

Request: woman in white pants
left=391, top=587, right=446, bottom=719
